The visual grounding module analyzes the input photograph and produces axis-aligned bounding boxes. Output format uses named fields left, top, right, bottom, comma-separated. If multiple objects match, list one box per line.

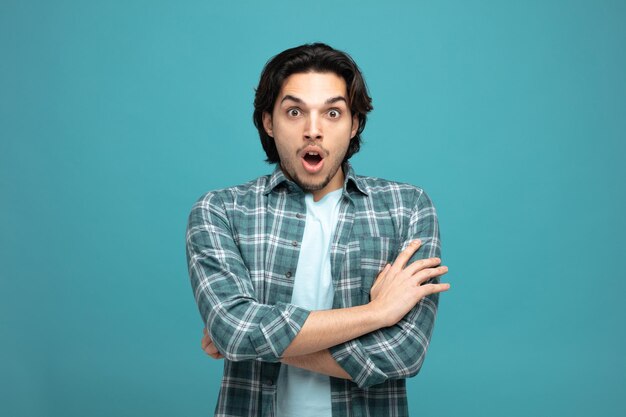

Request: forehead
left=278, top=72, right=348, bottom=104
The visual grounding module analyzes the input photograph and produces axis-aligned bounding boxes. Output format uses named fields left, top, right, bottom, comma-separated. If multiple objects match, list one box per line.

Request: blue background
left=2, top=1, right=625, bottom=416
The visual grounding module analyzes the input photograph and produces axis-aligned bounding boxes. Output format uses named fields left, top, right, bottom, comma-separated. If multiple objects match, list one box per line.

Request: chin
left=294, top=173, right=330, bottom=192
left=298, top=180, right=328, bottom=193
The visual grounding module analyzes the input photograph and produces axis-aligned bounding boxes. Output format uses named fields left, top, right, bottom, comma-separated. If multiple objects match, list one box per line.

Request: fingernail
left=412, top=239, right=421, bottom=246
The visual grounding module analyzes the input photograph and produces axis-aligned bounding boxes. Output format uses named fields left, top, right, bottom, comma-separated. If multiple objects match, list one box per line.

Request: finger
left=204, top=340, right=220, bottom=356
left=202, top=337, right=212, bottom=350
left=205, top=345, right=219, bottom=356
left=414, top=265, right=449, bottom=285
left=391, top=240, right=422, bottom=272
left=404, top=257, right=442, bottom=277
left=371, top=264, right=391, bottom=299
left=372, top=263, right=391, bottom=289
left=201, top=328, right=213, bottom=350
left=418, top=282, right=451, bottom=296
left=207, top=348, right=224, bottom=360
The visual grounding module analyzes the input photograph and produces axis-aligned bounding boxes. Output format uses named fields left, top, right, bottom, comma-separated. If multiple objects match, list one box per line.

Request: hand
left=369, top=239, right=450, bottom=327
left=201, top=327, right=224, bottom=359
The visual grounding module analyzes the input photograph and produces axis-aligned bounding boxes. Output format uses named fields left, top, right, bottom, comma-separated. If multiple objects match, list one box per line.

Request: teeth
left=307, top=152, right=318, bottom=155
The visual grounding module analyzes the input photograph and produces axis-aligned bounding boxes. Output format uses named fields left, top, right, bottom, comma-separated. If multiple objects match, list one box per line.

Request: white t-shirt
left=276, top=188, right=343, bottom=417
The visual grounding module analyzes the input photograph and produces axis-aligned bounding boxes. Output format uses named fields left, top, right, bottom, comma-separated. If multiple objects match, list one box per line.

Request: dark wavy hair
left=253, top=43, right=373, bottom=164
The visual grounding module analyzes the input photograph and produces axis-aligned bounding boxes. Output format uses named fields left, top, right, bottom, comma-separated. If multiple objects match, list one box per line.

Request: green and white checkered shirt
left=186, top=162, right=441, bottom=417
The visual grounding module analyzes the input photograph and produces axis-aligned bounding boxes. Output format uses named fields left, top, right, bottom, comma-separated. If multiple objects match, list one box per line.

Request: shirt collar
left=263, top=161, right=369, bottom=197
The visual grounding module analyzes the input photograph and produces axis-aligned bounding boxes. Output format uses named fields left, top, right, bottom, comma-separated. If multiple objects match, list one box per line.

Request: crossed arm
left=188, top=190, right=449, bottom=387
left=201, top=242, right=448, bottom=380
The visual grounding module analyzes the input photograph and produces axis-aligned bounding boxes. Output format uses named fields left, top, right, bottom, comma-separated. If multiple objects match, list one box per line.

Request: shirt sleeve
left=329, top=189, right=441, bottom=388
left=186, top=191, right=311, bottom=362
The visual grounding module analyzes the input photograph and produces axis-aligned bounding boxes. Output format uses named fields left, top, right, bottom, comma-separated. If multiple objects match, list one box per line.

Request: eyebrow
left=280, top=95, right=347, bottom=105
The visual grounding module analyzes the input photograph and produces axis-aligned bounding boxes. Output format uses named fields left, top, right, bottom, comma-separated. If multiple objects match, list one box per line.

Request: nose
left=304, top=113, right=322, bottom=141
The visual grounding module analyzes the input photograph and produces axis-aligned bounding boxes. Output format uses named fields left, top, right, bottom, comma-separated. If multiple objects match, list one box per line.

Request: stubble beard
left=280, top=150, right=346, bottom=193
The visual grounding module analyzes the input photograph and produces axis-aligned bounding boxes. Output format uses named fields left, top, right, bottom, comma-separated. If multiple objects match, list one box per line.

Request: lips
left=300, top=146, right=325, bottom=174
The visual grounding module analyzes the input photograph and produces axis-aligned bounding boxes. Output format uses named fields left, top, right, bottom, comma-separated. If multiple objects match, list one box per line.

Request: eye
left=287, top=108, right=301, bottom=117
left=327, top=109, right=341, bottom=119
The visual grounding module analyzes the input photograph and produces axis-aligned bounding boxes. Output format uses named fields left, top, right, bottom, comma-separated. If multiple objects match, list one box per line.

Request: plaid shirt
left=186, top=162, right=441, bottom=417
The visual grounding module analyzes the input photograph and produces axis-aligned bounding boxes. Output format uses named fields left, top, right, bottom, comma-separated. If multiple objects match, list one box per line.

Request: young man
left=187, top=43, right=450, bottom=417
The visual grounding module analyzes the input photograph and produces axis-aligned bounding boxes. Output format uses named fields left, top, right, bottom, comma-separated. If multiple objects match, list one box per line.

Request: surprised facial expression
left=262, top=72, right=359, bottom=201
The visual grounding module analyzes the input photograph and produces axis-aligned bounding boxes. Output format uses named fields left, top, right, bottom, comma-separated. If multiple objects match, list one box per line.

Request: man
left=187, top=43, right=450, bottom=417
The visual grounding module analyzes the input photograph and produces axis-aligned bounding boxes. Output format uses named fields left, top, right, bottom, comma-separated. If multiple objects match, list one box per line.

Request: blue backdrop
left=2, top=1, right=625, bottom=416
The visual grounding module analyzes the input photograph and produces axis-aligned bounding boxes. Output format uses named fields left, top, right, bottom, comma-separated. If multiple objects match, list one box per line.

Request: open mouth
left=303, top=152, right=323, bottom=165
left=301, top=150, right=324, bottom=173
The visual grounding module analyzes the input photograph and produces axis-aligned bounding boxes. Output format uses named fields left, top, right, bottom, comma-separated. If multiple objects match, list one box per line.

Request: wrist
left=365, top=300, right=390, bottom=329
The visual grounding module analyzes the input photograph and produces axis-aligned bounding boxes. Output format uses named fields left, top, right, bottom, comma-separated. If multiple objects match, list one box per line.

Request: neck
left=312, top=167, right=344, bottom=202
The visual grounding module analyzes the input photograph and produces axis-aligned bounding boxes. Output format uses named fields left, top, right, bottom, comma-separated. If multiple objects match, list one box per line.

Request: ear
left=350, top=114, right=359, bottom=139
left=262, top=112, right=274, bottom=138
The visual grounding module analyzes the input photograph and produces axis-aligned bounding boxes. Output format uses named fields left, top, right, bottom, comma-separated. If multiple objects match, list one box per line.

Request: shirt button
left=296, top=213, right=304, bottom=219
left=265, top=379, right=274, bottom=386
left=285, top=271, right=292, bottom=278
left=291, top=241, right=298, bottom=247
